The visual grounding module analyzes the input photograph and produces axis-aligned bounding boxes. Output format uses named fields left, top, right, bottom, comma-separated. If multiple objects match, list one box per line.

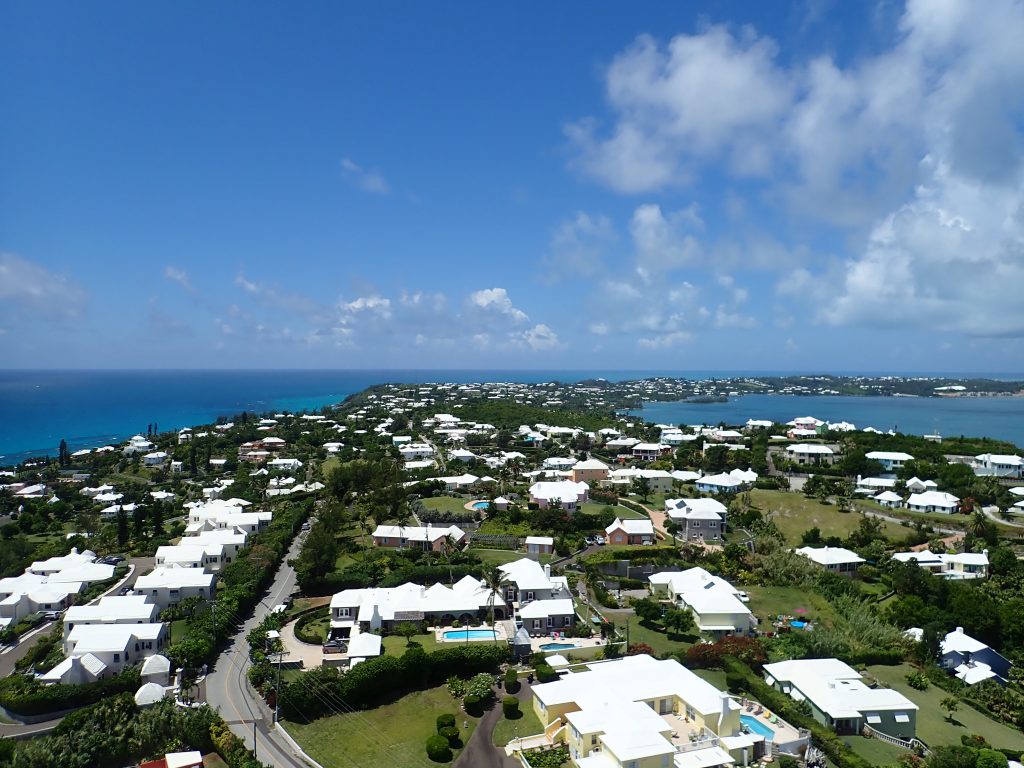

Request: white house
left=184, top=529, right=248, bottom=563
left=143, top=451, right=170, bottom=467
left=542, top=457, right=577, bottom=470
left=155, top=543, right=225, bottom=572
left=873, top=491, right=904, bottom=508
left=784, top=444, right=835, bottom=465
left=518, top=598, right=575, bottom=635
left=632, top=443, right=671, bottom=462
left=132, top=567, right=216, bottom=611
left=371, top=524, right=466, bottom=552
left=63, top=595, right=159, bottom=639
left=525, top=536, right=554, bottom=555
left=695, top=473, right=743, bottom=495
left=763, top=658, right=917, bottom=738
left=973, top=453, right=1024, bottom=479
left=865, top=451, right=914, bottom=472
left=907, top=491, right=959, bottom=514
left=649, top=567, right=753, bottom=637
left=268, top=457, right=303, bottom=471
left=50, top=622, right=169, bottom=679
left=795, top=546, right=865, bottom=576
left=604, top=518, right=655, bottom=546
left=892, top=549, right=988, bottom=580
left=905, top=477, right=939, bottom=493
left=499, top=558, right=569, bottom=605
left=529, top=481, right=589, bottom=511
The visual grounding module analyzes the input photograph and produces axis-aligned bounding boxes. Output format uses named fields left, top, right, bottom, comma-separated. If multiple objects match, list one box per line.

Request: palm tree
left=440, top=533, right=459, bottom=585
left=967, top=510, right=991, bottom=540
left=481, top=565, right=506, bottom=645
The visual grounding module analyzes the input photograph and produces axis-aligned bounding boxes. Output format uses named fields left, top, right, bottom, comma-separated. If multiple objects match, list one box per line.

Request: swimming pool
left=790, top=620, right=807, bottom=629
left=539, top=642, right=576, bottom=650
left=472, top=501, right=490, bottom=510
left=740, top=714, right=775, bottom=738
left=442, top=629, right=498, bottom=641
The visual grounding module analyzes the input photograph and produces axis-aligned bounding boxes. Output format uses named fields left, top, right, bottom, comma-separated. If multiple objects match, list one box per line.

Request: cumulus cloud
left=513, top=323, right=561, bottom=350
left=0, top=252, right=86, bottom=320
left=468, top=288, right=529, bottom=323
left=340, top=157, right=390, bottom=195
left=638, top=331, right=692, bottom=349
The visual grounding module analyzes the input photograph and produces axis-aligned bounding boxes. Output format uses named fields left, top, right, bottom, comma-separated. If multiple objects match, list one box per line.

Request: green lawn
left=866, top=663, right=1024, bottom=750
left=842, top=735, right=908, bottom=764
left=579, top=503, right=649, bottom=520
left=749, top=489, right=905, bottom=544
left=284, top=685, right=481, bottom=768
left=742, top=585, right=837, bottom=628
left=472, top=548, right=553, bottom=566
left=382, top=632, right=443, bottom=655
left=492, top=698, right=545, bottom=746
left=421, top=496, right=475, bottom=514
left=621, top=614, right=694, bottom=657
left=694, top=668, right=727, bottom=690
left=170, top=619, right=189, bottom=644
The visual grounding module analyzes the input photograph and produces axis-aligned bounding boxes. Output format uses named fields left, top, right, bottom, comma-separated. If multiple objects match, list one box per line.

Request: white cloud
left=340, top=157, right=390, bottom=195
left=545, top=211, right=615, bottom=280
left=163, top=266, right=193, bottom=292
left=630, top=203, right=703, bottom=280
left=341, top=295, right=392, bottom=318
left=468, top=288, right=529, bottom=323
left=638, top=331, right=692, bottom=349
left=588, top=322, right=609, bottom=336
left=513, top=323, right=561, bottom=350
left=0, top=252, right=86, bottom=320
left=714, top=307, right=757, bottom=329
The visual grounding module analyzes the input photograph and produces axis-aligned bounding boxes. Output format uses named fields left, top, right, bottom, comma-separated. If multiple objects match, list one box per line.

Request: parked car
left=584, top=536, right=595, bottom=546
left=41, top=611, right=62, bottom=621
left=322, top=640, right=345, bottom=654
left=595, top=536, right=606, bottom=546
left=119, top=586, right=133, bottom=596
left=105, top=555, right=125, bottom=564
left=737, top=591, right=750, bottom=602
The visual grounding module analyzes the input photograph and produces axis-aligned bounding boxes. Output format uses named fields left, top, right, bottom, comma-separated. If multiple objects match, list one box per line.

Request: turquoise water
left=442, top=629, right=497, bottom=641
left=472, top=501, right=490, bottom=510
left=628, top=393, right=1024, bottom=448
left=539, top=642, right=576, bottom=650
left=741, top=714, right=775, bottom=738
left=790, top=620, right=807, bottom=629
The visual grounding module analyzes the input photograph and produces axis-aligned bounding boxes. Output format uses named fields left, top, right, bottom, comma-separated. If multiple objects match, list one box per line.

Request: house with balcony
left=906, top=491, right=959, bottom=514
left=865, top=451, right=914, bottom=472
left=891, top=549, right=988, bottom=580
left=784, top=444, right=835, bottom=466
left=41, top=622, right=168, bottom=683
left=763, top=658, right=917, bottom=739
left=973, top=453, right=1024, bottom=479
left=499, top=558, right=569, bottom=605
left=529, top=481, right=589, bottom=511
left=632, top=443, right=672, bottom=462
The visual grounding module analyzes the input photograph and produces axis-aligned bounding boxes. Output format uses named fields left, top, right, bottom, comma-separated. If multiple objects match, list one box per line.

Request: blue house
left=940, top=627, right=1012, bottom=685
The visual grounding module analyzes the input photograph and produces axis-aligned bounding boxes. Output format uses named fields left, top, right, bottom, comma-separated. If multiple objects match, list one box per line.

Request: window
left=563, top=616, right=572, bottom=626
left=625, top=761, right=638, bottom=768
left=547, top=617, right=553, bottom=628
left=894, top=713, right=910, bottom=723
left=865, top=713, right=881, bottom=724
left=692, top=522, right=700, bottom=528
left=113, top=653, right=120, bottom=663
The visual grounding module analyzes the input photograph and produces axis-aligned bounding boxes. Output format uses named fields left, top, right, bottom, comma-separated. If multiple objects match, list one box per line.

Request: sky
left=2, top=0, right=1024, bottom=372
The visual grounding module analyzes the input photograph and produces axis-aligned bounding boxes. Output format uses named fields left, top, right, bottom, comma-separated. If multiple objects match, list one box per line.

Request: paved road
left=983, top=505, right=1024, bottom=528
left=454, top=681, right=531, bottom=768
left=204, top=532, right=314, bottom=768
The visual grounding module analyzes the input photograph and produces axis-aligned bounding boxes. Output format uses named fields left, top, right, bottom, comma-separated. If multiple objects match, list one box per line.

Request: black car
left=107, top=555, right=126, bottom=564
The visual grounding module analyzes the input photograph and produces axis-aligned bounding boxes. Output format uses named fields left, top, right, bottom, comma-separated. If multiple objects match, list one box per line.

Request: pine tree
left=116, top=508, right=129, bottom=546
left=58, top=439, right=68, bottom=467
left=152, top=503, right=165, bottom=536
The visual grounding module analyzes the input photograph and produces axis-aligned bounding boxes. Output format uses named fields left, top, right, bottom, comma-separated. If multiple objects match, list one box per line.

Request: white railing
left=862, top=723, right=931, bottom=756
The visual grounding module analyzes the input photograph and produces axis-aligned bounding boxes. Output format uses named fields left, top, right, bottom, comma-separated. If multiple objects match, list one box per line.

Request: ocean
left=627, top=394, right=1024, bottom=448
left=2, top=370, right=1023, bottom=465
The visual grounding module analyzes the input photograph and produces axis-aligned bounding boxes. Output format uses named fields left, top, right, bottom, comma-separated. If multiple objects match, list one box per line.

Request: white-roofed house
left=795, top=546, right=865, bottom=576
left=940, top=627, right=1012, bottom=685
left=498, top=558, right=568, bottom=605
left=666, top=498, right=727, bottom=542
left=907, top=491, right=959, bottom=514
left=604, top=518, right=655, bottom=546
left=132, top=567, right=216, bottom=611
left=784, top=444, right=836, bottom=466
left=519, top=598, right=576, bottom=636
left=371, top=524, right=466, bottom=552
left=973, top=453, right=1024, bottom=479
left=570, top=458, right=609, bottom=484
left=58, top=622, right=168, bottom=677
left=873, top=490, right=904, bottom=508
left=529, top=481, right=589, bottom=511
left=649, top=567, right=754, bottom=638
left=525, top=536, right=554, bottom=556
left=632, top=443, right=671, bottom=462
left=528, top=654, right=789, bottom=768
left=694, top=473, right=743, bottom=495
left=865, top=451, right=914, bottom=472
left=893, top=549, right=989, bottom=580
left=63, top=595, right=159, bottom=639
left=763, top=658, right=917, bottom=738
left=155, top=543, right=225, bottom=572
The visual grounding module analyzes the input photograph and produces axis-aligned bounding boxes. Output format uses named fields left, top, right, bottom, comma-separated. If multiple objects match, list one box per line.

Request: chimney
left=956, top=626, right=964, bottom=634
left=982, top=549, right=988, bottom=557
left=544, top=564, right=551, bottom=579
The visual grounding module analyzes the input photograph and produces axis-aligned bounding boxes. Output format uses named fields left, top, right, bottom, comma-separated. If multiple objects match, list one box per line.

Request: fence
left=861, top=723, right=930, bottom=756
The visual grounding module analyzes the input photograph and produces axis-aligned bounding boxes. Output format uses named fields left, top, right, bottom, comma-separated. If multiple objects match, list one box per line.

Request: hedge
left=436, top=713, right=456, bottom=732
left=426, top=734, right=452, bottom=762
left=0, top=668, right=141, bottom=717
left=502, top=696, right=519, bottom=718
left=279, top=642, right=510, bottom=720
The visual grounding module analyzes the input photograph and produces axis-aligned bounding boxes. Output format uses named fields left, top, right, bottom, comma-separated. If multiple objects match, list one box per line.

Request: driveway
left=454, top=679, right=533, bottom=768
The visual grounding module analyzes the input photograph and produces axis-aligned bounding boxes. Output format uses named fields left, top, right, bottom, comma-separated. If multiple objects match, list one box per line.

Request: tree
left=663, top=607, right=695, bottom=639
left=58, top=439, right=68, bottom=468
left=396, top=622, right=420, bottom=646
left=294, top=523, right=339, bottom=589
left=632, top=476, right=652, bottom=503
left=631, top=597, right=662, bottom=627
left=151, top=503, right=165, bottom=537
left=481, top=565, right=506, bottom=643
left=940, top=695, right=959, bottom=722
left=116, top=508, right=129, bottom=546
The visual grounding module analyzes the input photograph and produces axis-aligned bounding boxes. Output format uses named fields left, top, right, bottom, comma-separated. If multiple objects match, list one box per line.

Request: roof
left=519, top=598, right=574, bottom=619
left=941, top=627, right=989, bottom=655
left=134, top=682, right=167, bottom=706
left=786, top=443, right=834, bottom=454
left=573, top=458, right=609, bottom=470
left=165, top=752, right=204, bottom=768
left=141, top=654, right=171, bottom=675
left=605, top=518, right=655, bottom=536
left=525, top=536, right=554, bottom=546
left=348, top=631, right=383, bottom=658
left=763, top=658, right=917, bottom=718
left=372, top=525, right=464, bottom=543
left=866, top=451, right=914, bottom=461
left=695, top=473, right=742, bottom=487
left=908, top=491, right=960, bottom=507
left=795, top=546, right=865, bottom=566
left=134, top=567, right=216, bottom=590
left=873, top=491, right=903, bottom=502
left=529, top=480, right=588, bottom=504
left=67, top=623, right=165, bottom=653
left=65, top=595, right=158, bottom=624
left=499, top=558, right=554, bottom=591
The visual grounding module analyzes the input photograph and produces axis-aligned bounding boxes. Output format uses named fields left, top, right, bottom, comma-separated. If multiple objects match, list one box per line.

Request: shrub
left=627, top=643, right=654, bottom=656
left=977, top=749, right=1009, bottom=768
left=466, top=672, right=495, bottom=700
left=446, top=676, right=466, bottom=698
left=535, top=663, right=557, bottom=683
left=463, top=694, right=482, bottom=716
left=439, top=725, right=461, bottom=746
left=529, top=747, right=570, bottom=768
left=436, top=713, right=456, bottom=732
left=502, top=696, right=520, bottom=718
left=725, top=671, right=747, bottom=693
left=504, top=667, right=520, bottom=694
left=906, top=671, right=930, bottom=690
left=425, top=734, right=452, bottom=762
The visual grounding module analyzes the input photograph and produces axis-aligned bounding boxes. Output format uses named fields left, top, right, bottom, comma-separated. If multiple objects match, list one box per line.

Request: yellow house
left=529, top=655, right=747, bottom=768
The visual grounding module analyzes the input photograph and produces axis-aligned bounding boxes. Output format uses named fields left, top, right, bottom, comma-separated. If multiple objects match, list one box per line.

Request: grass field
left=866, top=663, right=1024, bottom=750
left=621, top=614, right=694, bottom=657
left=492, top=699, right=545, bottom=746
left=472, top=548, right=554, bottom=566
left=382, top=632, right=443, bottom=655
left=170, top=619, right=189, bottom=644
left=749, top=489, right=905, bottom=544
left=579, top=503, right=649, bottom=520
left=742, top=585, right=838, bottom=628
left=842, top=735, right=908, bottom=764
left=284, top=684, right=481, bottom=768
left=421, top=496, right=476, bottom=514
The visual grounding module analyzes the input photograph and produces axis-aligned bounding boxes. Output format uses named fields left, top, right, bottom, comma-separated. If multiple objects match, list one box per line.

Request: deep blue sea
left=627, top=394, right=1024, bottom=449
left=2, top=370, right=1022, bottom=465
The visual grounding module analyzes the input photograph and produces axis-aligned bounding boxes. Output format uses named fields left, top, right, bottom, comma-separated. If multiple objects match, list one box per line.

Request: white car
left=737, top=591, right=750, bottom=602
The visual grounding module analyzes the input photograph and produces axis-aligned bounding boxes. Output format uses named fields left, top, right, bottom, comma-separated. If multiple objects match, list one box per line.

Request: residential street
left=204, top=531, right=316, bottom=768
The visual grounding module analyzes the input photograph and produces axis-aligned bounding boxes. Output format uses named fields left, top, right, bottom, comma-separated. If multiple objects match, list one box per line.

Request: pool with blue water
left=741, top=714, right=776, bottom=738
left=442, top=629, right=498, bottom=641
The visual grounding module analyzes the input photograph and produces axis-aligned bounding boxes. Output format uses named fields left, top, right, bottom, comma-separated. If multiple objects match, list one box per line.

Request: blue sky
left=2, top=0, right=1023, bottom=371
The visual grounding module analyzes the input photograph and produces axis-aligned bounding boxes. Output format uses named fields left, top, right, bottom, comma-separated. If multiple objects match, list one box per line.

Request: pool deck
left=737, top=699, right=804, bottom=745
left=529, top=636, right=605, bottom=653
